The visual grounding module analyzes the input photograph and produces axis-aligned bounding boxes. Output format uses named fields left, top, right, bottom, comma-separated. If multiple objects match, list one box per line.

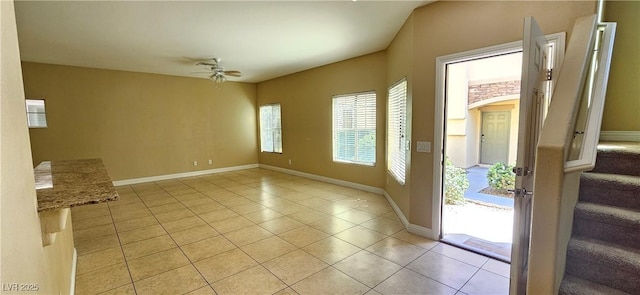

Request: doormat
left=463, top=237, right=512, bottom=258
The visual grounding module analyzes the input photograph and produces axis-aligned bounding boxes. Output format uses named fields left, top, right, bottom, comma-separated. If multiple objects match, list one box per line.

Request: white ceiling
left=15, top=1, right=431, bottom=83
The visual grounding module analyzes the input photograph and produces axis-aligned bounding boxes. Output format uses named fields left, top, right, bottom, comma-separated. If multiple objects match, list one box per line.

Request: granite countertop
left=35, top=158, right=119, bottom=212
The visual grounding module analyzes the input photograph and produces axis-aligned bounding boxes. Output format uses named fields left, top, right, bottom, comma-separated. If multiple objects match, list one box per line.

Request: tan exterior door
left=480, top=111, right=511, bottom=164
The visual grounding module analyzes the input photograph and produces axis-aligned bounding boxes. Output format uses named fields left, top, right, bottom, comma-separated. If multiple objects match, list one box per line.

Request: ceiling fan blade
left=223, top=71, right=242, bottom=77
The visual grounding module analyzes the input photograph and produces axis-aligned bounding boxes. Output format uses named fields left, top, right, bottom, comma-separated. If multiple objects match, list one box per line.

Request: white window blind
left=388, top=79, right=407, bottom=184
left=259, top=103, right=282, bottom=153
left=25, top=99, right=47, bottom=128
left=332, top=92, right=376, bottom=166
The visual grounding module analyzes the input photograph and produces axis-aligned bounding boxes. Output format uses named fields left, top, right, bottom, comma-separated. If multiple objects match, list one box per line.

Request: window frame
left=25, top=98, right=48, bottom=128
left=332, top=91, right=377, bottom=166
left=387, top=78, right=408, bottom=185
left=259, top=103, right=283, bottom=154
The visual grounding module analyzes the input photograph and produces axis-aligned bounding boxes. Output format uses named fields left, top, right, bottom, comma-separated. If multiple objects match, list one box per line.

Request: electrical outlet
left=208, top=159, right=212, bottom=165
left=193, top=161, right=198, bottom=166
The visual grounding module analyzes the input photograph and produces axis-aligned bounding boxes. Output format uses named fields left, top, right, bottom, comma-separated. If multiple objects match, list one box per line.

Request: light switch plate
left=416, top=141, right=431, bottom=153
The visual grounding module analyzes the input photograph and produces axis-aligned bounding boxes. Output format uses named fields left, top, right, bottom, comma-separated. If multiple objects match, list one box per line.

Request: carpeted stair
left=559, top=141, right=640, bottom=295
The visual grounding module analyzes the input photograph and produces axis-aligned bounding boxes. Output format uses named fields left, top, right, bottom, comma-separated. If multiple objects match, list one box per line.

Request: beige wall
left=22, top=63, right=258, bottom=181
left=256, top=52, right=387, bottom=188
left=1, top=1, right=74, bottom=293
left=407, top=1, right=596, bottom=228
left=602, top=0, right=640, bottom=131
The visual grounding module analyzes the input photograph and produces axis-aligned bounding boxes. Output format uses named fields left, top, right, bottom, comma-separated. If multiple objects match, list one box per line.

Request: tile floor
left=72, top=168, right=510, bottom=295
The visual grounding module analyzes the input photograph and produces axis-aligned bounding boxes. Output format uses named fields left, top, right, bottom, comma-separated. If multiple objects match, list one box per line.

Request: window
left=25, top=99, right=47, bottom=128
left=259, top=103, right=282, bottom=153
left=388, top=79, right=407, bottom=184
left=332, top=91, right=376, bottom=166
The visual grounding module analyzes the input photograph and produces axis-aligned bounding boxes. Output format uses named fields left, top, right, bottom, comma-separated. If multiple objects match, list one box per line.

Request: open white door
left=509, top=16, right=549, bottom=295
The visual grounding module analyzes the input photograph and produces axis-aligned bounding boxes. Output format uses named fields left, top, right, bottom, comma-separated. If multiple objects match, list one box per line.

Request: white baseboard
left=383, top=191, right=409, bottom=228
left=383, top=191, right=437, bottom=240
left=258, top=164, right=384, bottom=194
left=600, top=131, right=640, bottom=142
left=112, top=164, right=259, bottom=186
left=70, top=248, right=77, bottom=295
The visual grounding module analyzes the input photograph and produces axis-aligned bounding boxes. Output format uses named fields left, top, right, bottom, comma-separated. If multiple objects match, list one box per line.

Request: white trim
left=112, top=164, right=259, bottom=186
left=70, top=248, right=77, bottom=295
left=599, top=131, right=640, bottom=142
left=383, top=191, right=409, bottom=228
left=407, top=223, right=436, bottom=240
left=433, top=32, right=566, bottom=240
left=259, top=164, right=383, bottom=194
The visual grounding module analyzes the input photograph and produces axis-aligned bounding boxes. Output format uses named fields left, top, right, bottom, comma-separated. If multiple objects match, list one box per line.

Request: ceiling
left=14, top=1, right=432, bottom=83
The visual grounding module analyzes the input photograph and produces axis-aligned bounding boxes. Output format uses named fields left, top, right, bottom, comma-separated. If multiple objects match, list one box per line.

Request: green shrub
left=444, top=158, right=469, bottom=205
left=487, top=162, right=516, bottom=194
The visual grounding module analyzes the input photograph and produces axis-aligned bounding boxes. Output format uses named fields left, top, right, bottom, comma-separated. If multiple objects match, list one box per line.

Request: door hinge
left=508, top=188, right=534, bottom=198
left=545, top=69, right=553, bottom=81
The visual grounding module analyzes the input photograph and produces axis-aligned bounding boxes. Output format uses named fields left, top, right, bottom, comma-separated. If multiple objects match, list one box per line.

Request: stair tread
left=568, top=236, right=640, bottom=273
left=560, top=275, right=631, bottom=295
left=581, top=172, right=640, bottom=187
left=597, top=141, right=640, bottom=157
left=575, top=202, right=640, bottom=228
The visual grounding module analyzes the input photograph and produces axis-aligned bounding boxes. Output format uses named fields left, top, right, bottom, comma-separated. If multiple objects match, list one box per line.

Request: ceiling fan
left=194, top=58, right=241, bottom=83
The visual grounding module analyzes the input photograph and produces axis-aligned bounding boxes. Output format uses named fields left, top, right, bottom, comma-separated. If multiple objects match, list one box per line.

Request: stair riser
left=579, top=183, right=640, bottom=210
left=573, top=219, right=640, bottom=249
left=565, top=256, right=640, bottom=295
left=593, top=154, right=640, bottom=177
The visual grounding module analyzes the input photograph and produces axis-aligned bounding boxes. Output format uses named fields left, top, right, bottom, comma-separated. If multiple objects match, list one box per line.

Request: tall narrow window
left=332, top=91, right=376, bottom=166
left=259, top=103, right=282, bottom=153
left=25, top=99, right=47, bottom=128
left=388, top=79, right=407, bottom=184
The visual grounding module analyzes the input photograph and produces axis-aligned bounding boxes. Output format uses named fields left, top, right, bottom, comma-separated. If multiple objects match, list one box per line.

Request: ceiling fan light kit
left=195, top=58, right=240, bottom=84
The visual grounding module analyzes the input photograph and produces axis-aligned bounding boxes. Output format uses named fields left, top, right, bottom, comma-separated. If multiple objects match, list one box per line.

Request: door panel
left=510, top=16, right=548, bottom=295
left=481, top=111, right=511, bottom=164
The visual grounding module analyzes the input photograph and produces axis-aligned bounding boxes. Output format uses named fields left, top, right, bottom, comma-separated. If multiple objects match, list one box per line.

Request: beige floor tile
left=391, top=230, right=440, bottom=250
left=243, top=208, right=284, bottom=223
left=361, top=217, right=405, bottom=235
left=216, top=196, right=254, bottom=208
left=147, top=202, right=186, bottom=215
left=73, top=215, right=114, bottom=231
left=291, top=267, right=369, bottom=295
left=240, top=236, right=297, bottom=263
left=134, top=265, right=207, bottom=295
left=118, top=224, right=167, bottom=245
left=259, top=216, right=304, bottom=234
left=354, top=200, right=393, bottom=216
left=211, top=265, right=287, bottom=295
left=181, top=197, right=216, bottom=207
left=335, top=209, right=377, bottom=224
left=96, top=283, right=136, bottom=295
left=199, top=208, right=239, bottom=223
left=114, top=216, right=159, bottom=233
left=154, top=208, right=195, bottom=223
left=293, top=197, right=332, bottom=208
left=482, top=259, right=511, bottom=278
left=180, top=235, right=236, bottom=262
left=223, top=225, right=273, bottom=246
left=109, top=203, right=148, bottom=215
left=314, top=202, right=352, bottom=215
left=431, top=243, right=489, bottom=268
left=270, top=203, right=308, bottom=215
left=71, top=203, right=111, bottom=221
left=278, top=226, right=328, bottom=248
left=334, top=226, right=387, bottom=249
left=258, top=197, right=296, bottom=209
left=364, top=289, right=382, bottom=295
left=111, top=208, right=153, bottom=222
left=143, top=196, right=179, bottom=208
left=185, top=286, right=217, bottom=295
left=308, top=216, right=356, bottom=235
left=77, top=247, right=125, bottom=275
left=75, top=262, right=131, bottom=295
left=302, top=236, right=360, bottom=265
left=373, top=268, right=457, bottom=295
left=334, top=251, right=402, bottom=288
left=288, top=209, right=330, bottom=224
left=381, top=211, right=401, bottom=222
left=407, top=251, right=478, bottom=290
left=189, top=202, right=225, bottom=215
left=194, top=248, right=258, bottom=283
left=460, top=269, right=509, bottom=295
left=169, top=224, right=220, bottom=246
left=75, top=234, right=121, bottom=255
left=210, top=215, right=254, bottom=234
left=365, top=237, right=427, bottom=266
left=263, top=250, right=328, bottom=285
left=161, top=216, right=206, bottom=234
left=122, top=235, right=176, bottom=259
left=272, top=287, right=298, bottom=295
left=230, top=202, right=266, bottom=215
left=74, top=224, right=117, bottom=242
left=127, top=248, right=190, bottom=281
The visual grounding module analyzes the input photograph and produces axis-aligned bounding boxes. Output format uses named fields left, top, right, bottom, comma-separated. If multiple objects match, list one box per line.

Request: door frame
left=432, top=32, right=565, bottom=241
